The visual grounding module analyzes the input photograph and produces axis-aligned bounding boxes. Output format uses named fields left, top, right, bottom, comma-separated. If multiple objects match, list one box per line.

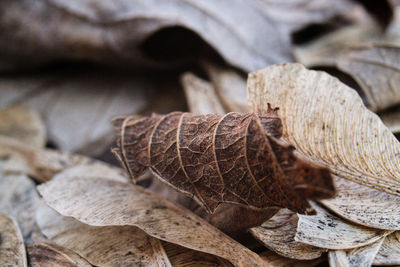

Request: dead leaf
left=320, top=176, right=400, bottom=230
left=181, top=72, right=225, bottom=115
left=0, top=0, right=357, bottom=72
left=338, top=44, right=400, bottom=111
left=328, top=237, right=384, bottom=267
left=295, top=202, right=391, bottom=250
left=0, top=105, right=45, bottom=148
left=112, top=111, right=334, bottom=214
left=373, top=232, right=400, bottom=265
left=36, top=203, right=172, bottom=267
left=380, top=106, right=400, bottom=134
left=259, top=250, right=324, bottom=267
left=28, top=242, right=92, bottom=267
left=250, top=209, right=326, bottom=260
left=0, top=214, right=27, bottom=267
left=247, top=63, right=400, bottom=197
left=37, top=177, right=266, bottom=266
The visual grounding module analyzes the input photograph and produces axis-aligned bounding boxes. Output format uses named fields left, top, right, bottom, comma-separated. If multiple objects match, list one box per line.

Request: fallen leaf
left=0, top=105, right=45, bottom=148
left=181, top=72, right=225, bottom=115
left=0, top=0, right=357, bottom=72
left=295, top=202, right=391, bottom=250
left=328, top=237, right=384, bottom=267
left=380, top=106, right=400, bottom=134
left=0, top=214, right=27, bottom=267
left=259, top=250, right=324, bottom=267
left=250, top=209, right=326, bottom=260
left=338, top=44, right=400, bottom=111
left=373, top=232, right=400, bottom=265
left=28, top=242, right=92, bottom=267
left=37, top=177, right=266, bottom=266
left=112, top=111, right=334, bottom=214
left=247, top=63, right=400, bottom=197
left=320, top=176, right=400, bottom=230
left=36, top=203, right=172, bottom=267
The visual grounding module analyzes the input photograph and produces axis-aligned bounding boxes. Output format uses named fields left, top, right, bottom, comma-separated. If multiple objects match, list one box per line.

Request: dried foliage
left=0, top=214, right=27, bottom=267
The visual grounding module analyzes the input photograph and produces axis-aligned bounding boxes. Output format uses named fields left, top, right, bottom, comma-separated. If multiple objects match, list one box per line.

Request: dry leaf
left=295, top=202, right=391, bottom=250
left=0, top=105, right=45, bottom=148
left=380, top=106, right=400, bottom=134
left=250, top=209, right=326, bottom=260
left=37, top=177, right=266, bottom=266
left=247, top=63, right=400, bottom=197
left=373, top=232, right=400, bottom=265
left=0, top=0, right=357, bottom=72
left=112, top=111, right=334, bottom=214
left=202, top=62, right=248, bottom=113
left=328, top=237, right=384, bottom=267
left=338, top=44, right=400, bottom=111
left=181, top=72, right=225, bottom=115
left=259, top=250, right=324, bottom=267
left=320, top=176, right=400, bottom=230
left=0, top=214, right=27, bottom=267
left=28, top=242, right=92, bottom=267
left=36, top=204, right=172, bottom=267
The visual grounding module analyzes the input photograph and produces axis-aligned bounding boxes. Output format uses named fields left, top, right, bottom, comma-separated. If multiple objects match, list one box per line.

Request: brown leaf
left=112, top=111, right=334, bottom=215
left=259, top=250, right=324, bottom=267
left=295, top=202, right=391, bottom=250
left=0, top=214, right=27, bottom=267
left=373, top=232, right=400, bottom=265
left=247, top=63, right=400, bottom=197
left=0, top=105, right=45, bottom=148
left=37, top=177, right=266, bottom=266
left=338, top=44, right=400, bottom=111
left=36, top=203, right=172, bottom=267
left=28, top=242, right=91, bottom=267
left=328, top=237, right=384, bottom=267
left=250, top=209, right=327, bottom=260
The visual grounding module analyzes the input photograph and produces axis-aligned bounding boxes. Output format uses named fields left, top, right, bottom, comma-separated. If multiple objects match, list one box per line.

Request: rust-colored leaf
left=113, top=111, right=335, bottom=214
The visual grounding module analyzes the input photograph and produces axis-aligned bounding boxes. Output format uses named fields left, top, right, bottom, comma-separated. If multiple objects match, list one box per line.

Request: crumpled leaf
left=247, top=63, right=400, bottom=197
left=373, top=232, right=400, bottom=265
left=181, top=72, right=225, bottom=115
left=37, top=177, right=266, bottom=266
left=338, top=44, right=400, bottom=111
left=112, top=111, right=334, bottom=214
left=0, top=105, right=45, bottom=148
left=36, top=203, right=171, bottom=267
left=0, top=0, right=358, bottom=72
left=328, top=237, right=384, bottom=267
left=0, top=214, right=27, bottom=267
left=250, top=209, right=326, bottom=260
left=320, top=176, right=400, bottom=230
left=259, top=250, right=324, bottom=267
left=295, top=202, right=391, bottom=250
left=28, top=242, right=92, bottom=267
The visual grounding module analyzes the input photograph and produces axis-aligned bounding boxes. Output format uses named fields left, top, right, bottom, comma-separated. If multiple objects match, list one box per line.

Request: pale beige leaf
left=247, top=63, right=400, bottom=197
left=293, top=22, right=383, bottom=67
left=52, top=164, right=128, bottom=183
left=295, top=203, right=390, bottom=249
left=0, top=105, right=45, bottom=148
left=338, top=44, right=400, bottom=111
left=0, top=214, right=27, bottom=267
left=37, top=177, right=265, bottom=266
left=36, top=204, right=172, bottom=267
left=321, top=176, right=400, bottom=230
left=328, top=237, right=385, bottom=267
left=259, top=250, right=324, bottom=267
left=250, top=209, right=326, bottom=260
left=202, top=62, right=248, bottom=113
left=373, top=232, right=400, bottom=265
left=181, top=72, right=225, bottom=115
left=28, top=242, right=92, bottom=267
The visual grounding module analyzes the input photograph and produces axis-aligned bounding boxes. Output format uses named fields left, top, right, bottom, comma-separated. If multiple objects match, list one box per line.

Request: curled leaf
left=295, top=202, right=391, bottom=250
left=112, top=111, right=334, bottom=214
left=250, top=209, right=326, bottom=260
left=0, top=214, right=27, bottom=267
left=37, top=177, right=265, bottom=266
left=247, top=63, right=400, bottom=197
left=373, top=232, right=400, bottom=265
left=259, top=250, right=324, bottom=267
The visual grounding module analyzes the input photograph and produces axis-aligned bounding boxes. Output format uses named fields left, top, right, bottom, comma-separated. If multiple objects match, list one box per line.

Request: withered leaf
left=28, top=242, right=92, bottom=267
left=112, top=111, right=334, bottom=214
left=259, top=250, right=324, bottom=267
left=0, top=214, right=27, bottom=267
left=37, top=177, right=266, bottom=266
left=373, top=232, right=400, bottom=265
